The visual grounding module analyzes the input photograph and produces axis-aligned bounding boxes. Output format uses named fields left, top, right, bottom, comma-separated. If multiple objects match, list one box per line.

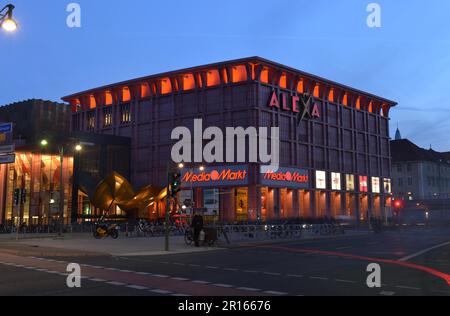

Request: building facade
left=391, top=139, right=450, bottom=200
left=63, top=57, right=397, bottom=223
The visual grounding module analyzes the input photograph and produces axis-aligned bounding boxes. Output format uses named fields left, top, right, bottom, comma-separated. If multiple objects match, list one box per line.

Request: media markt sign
left=181, top=165, right=249, bottom=188
left=261, top=166, right=310, bottom=189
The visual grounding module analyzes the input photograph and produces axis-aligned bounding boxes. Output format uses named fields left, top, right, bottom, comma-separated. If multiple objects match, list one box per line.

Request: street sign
left=0, top=144, right=15, bottom=154
left=0, top=154, right=15, bottom=164
left=0, top=123, right=12, bottom=134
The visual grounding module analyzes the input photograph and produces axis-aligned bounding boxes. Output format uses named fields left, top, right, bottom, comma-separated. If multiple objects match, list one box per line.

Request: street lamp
left=0, top=4, right=17, bottom=32
left=41, top=139, right=83, bottom=236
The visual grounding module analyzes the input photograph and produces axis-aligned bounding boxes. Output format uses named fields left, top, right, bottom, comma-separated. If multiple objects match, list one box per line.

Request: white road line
left=127, top=285, right=149, bottom=290
left=89, top=278, right=107, bottom=282
left=380, top=291, right=395, bottom=296
left=264, top=291, right=287, bottom=296
left=118, top=270, right=132, bottom=273
left=399, top=241, right=450, bottom=261
left=263, top=272, right=281, bottom=276
left=189, top=264, right=201, bottom=267
left=287, top=274, right=303, bottom=278
left=395, top=285, right=421, bottom=291
left=105, top=268, right=119, bottom=271
left=213, top=284, right=234, bottom=288
left=136, top=272, right=152, bottom=275
left=153, top=274, right=169, bottom=278
left=192, top=280, right=210, bottom=284
left=107, top=281, right=127, bottom=286
left=171, top=294, right=191, bottom=297
left=243, top=270, right=258, bottom=274
left=309, top=276, right=329, bottom=281
left=335, top=279, right=356, bottom=284
left=172, top=277, right=189, bottom=281
left=236, top=287, right=261, bottom=292
left=149, top=289, right=172, bottom=295
left=224, top=268, right=238, bottom=272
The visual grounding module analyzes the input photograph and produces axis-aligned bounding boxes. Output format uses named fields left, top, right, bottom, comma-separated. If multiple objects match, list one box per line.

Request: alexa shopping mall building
left=63, top=57, right=397, bottom=223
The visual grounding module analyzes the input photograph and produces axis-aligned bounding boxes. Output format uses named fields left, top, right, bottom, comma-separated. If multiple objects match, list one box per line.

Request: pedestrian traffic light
left=170, top=172, right=181, bottom=198
left=13, top=189, right=20, bottom=206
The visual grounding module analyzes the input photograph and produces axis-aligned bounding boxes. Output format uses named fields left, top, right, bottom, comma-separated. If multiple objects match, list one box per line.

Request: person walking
left=191, top=211, right=204, bottom=247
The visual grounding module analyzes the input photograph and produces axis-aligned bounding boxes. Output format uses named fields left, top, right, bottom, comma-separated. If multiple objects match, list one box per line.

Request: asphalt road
left=1, top=225, right=449, bottom=296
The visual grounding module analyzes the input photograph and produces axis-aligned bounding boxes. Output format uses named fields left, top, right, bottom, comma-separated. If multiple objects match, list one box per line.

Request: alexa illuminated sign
left=269, top=91, right=321, bottom=120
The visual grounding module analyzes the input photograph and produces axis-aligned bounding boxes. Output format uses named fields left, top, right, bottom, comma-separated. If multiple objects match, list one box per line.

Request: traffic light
left=13, top=189, right=20, bottom=206
left=169, top=172, right=181, bottom=198
left=20, top=189, right=26, bottom=204
left=393, top=199, right=404, bottom=209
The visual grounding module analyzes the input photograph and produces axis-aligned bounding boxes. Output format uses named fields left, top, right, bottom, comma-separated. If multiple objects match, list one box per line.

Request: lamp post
left=0, top=4, right=17, bottom=32
left=41, top=139, right=82, bottom=236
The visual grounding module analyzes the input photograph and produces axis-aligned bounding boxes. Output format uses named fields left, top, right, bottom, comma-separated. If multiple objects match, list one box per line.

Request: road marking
left=171, top=294, right=191, bottom=297
left=236, top=287, right=261, bottom=292
left=152, top=274, right=169, bottom=278
left=380, top=291, right=395, bottom=296
left=149, top=289, right=172, bottom=295
left=263, top=272, right=281, bottom=276
left=192, top=280, right=210, bottom=284
left=136, top=272, right=152, bottom=275
left=213, top=283, right=234, bottom=288
left=118, top=269, right=132, bottom=273
left=264, top=290, right=287, bottom=296
left=127, top=285, right=149, bottom=290
left=243, top=270, right=259, bottom=274
left=89, top=278, right=107, bottom=282
left=395, top=285, right=421, bottom=291
left=105, top=267, right=119, bottom=271
left=206, top=266, right=219, bottom=269
left=335, top=279, right=356, bottom=284
left=189, top=264, right=201, bottom=267
left=309, top=276, right=329, bottom=281
left=224, top=268, right=238, bottom=272
left=107, top=281, right=127, bottom=286
left=172, top=277, right=189, bottom=281
left=399, top=241, right=450, bottom=261
left=287, top=274, right=303, bottom=278
left=336, top=246, right=352, bottom=250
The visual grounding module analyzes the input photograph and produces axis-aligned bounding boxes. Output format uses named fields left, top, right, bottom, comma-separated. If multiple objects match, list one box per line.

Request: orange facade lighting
left=160, top=78, right=172, bottom=94
left=279, top=73, right=287, bottom=89
left=297, top=79, right=304, bottom=93
left=105, top=91, right=113, bottom=105
left=232, top=65, right=247, bottom=83
left=206, top=69, right=220, bottom=87
left=89, top=95, right=96, bottom=109
left=183, top=74, right=195, bottom=90
left=222, top=69, right=229, bottom=84
left=342, top=93, right=348, bottom=106
left=356, top=97, right=361, bottom=110
left=141, top=84, right=151, bottom=98
left=328, top=89, right=334, bottom=102
left=122, top=87, right=131, bottom=102
left=313, top=84, right=320, bottom=98
left=260, top=68, right=269, bottom=84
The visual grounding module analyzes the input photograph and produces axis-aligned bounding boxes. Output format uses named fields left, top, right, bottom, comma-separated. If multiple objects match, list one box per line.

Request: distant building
left=391, top=139, right=450, bottom=201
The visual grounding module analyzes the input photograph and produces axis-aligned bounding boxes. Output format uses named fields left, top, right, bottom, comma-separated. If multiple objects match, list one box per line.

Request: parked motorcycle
left=94, top=222, right=120, bottom=239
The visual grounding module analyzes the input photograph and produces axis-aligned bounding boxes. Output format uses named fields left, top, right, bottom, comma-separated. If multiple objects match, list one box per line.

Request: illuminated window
left=359, top=176, right=368, bottom=192
left=232, top=65, right=247, bottom=83
left=183, top=74, right=195, bottom=90
left=331, top=172, right=341, bottom=191
left=316, top=171, right=327, bottom=189
left=313, top=84, right=320, bottom=98
left=122, top=87, right=131, bottom=102
left=346, top=174, right=355, bottom=191
left=356, top=97, right=361, bottom=110
left=383, top=178, right=392, bottom=194
left=160, top=78, right=172, bottom=94
left=120, top=103, right=131, bottom=124
left=105, top=91, right=113, bottom=105
left=372, top=177, right=380, bottom=193
left=279, top=73, right=287, bottom=89
left=206, top=69, right=220, bottom=87
left=368, top=101, right=373, bottom=113
left=89, top=95, right=96, bottom=109
left=87, top=111, right=95, bottom=130
left=260, top=68, right=269, bottom=83
left=328, top=89, right=334, bottom=102
left=342, top=93, right=348, bottom=106
left=141, top=84, right=151, bottom=98
left=297, top=79, right=304, bottom=93
left=103, top=107, right=112, bottom=128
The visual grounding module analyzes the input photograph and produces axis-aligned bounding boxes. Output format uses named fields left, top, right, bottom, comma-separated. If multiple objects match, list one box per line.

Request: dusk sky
left=1, top=0, right=450, bottom=150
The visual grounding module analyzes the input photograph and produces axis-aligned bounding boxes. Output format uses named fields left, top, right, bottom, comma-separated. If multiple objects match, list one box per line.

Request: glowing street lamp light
left=40, top=139, right=48, bottom=147
left=0, top=4, right=17, bottom=32
left=75, top=144, right=83, bottom=152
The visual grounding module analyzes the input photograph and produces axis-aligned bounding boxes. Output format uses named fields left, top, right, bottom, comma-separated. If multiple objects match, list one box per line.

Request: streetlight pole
left=58, top=146, right=64, bottom=237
